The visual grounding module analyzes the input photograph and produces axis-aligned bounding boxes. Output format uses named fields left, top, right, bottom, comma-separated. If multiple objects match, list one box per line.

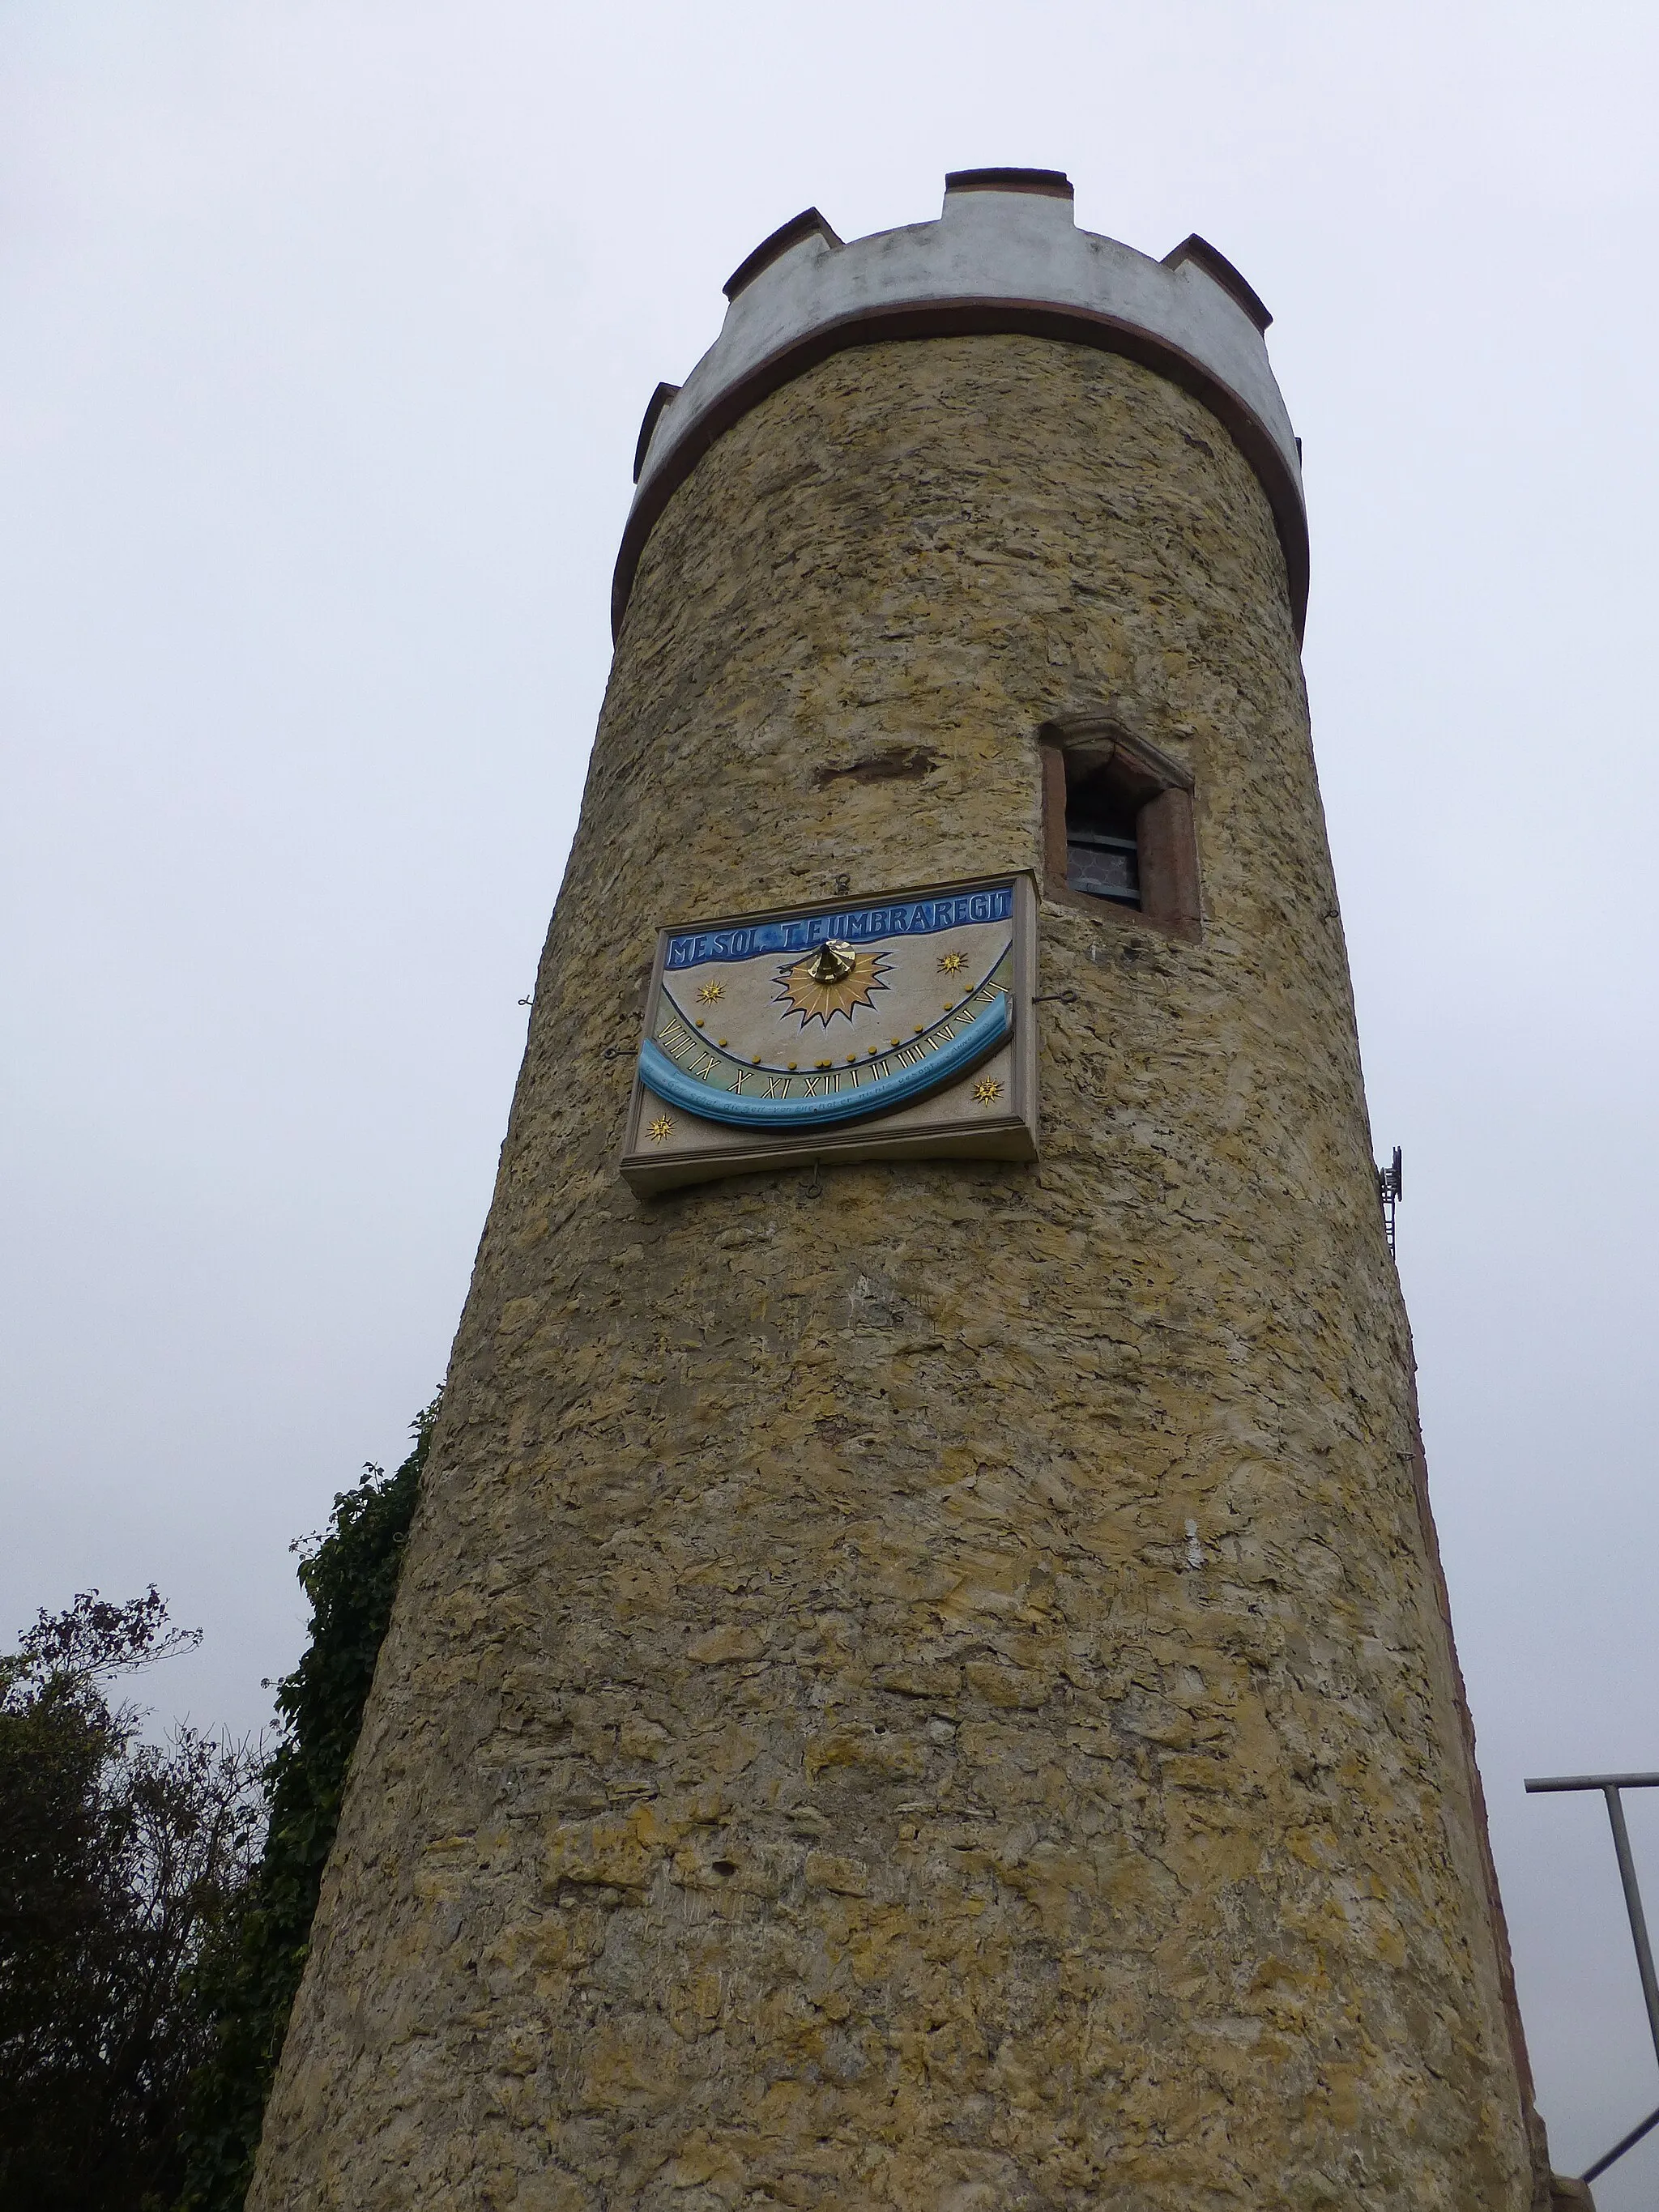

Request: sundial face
left=620, top=874, right=1038, bottom=1193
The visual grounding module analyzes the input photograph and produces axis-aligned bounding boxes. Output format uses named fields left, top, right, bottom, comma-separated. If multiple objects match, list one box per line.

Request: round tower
left=249, top=172, right=1553, bottom=2210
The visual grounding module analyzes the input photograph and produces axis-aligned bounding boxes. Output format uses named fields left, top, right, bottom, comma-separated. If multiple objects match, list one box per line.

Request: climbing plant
left=176, top=1392, right=440, bottom=2210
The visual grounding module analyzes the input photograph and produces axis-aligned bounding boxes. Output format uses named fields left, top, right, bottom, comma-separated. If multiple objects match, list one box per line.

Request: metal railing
left=1525, top=1771, right=1659, bottom=2184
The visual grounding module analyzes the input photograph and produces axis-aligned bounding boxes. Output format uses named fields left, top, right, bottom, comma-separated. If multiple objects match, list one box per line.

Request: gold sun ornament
left=774, top=940, right=888, bottom=1028
left=696, top=981, right=724, bottom=1004
left=648, top=1115, right=674, bottom=1142
left=971, top=1078, right=1003, bottom=1107
left=939, top=950, right=967, bottom=975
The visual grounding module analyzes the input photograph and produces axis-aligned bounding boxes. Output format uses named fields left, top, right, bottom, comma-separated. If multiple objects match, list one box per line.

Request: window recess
left=1065, top=788, right=1141, bottom=906
left=1039, top=717, right=1201, bottom=940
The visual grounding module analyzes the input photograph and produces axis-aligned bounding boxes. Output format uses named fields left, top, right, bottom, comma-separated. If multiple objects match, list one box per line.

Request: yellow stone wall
left=249, top=335, right=1546, bottom=2210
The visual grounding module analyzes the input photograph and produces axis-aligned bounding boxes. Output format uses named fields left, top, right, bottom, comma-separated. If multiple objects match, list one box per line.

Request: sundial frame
left=619, top=872, right=1038, bottom=1195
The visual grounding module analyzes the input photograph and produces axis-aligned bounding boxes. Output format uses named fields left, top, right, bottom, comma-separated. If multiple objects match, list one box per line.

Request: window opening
left=1039, top=717, right=1201, bottom=941
left=1065, top=777, right=1141, bottom=907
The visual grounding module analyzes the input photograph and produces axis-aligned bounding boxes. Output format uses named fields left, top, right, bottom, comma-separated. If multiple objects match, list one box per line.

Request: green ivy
left=175, top=1392, right=439, bottom=2211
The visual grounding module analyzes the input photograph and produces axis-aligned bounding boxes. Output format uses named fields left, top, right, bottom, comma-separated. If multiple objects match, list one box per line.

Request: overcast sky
left=4, top=1, right=1657, bottom=2196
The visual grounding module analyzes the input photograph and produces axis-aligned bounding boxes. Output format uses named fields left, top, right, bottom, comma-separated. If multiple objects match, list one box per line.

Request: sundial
left=620, top=874, right=1038, bottom=1192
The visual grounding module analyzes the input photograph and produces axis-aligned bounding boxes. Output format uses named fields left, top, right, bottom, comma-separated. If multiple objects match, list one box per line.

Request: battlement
left=616, top=169, right=1307, bottom=638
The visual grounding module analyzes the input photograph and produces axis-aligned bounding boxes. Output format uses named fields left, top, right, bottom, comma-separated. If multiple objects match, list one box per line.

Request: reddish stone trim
left=614, top=299, right=1310, bottom=641
left=945, top=167, right=1074, bottom=200
left=723, top=208, right=842, bottom=302
left=1162, top=232, right=1273, bottom=333
left=1039, top=739, right=1071, bottom=893
left=1039, top=721, right=1202, bottom=944
left=1138, top=787, right=1201, bottom=933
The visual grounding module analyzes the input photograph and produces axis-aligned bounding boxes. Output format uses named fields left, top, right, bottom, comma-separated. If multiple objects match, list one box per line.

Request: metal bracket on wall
left=1526, top=1771, right=1659, bottom=2184
left=1376, top=1146, right=1403, bottom=1252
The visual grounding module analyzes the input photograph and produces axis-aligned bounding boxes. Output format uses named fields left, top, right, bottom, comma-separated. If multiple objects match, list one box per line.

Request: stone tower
left=249, top=171, right=1565, bottom=2210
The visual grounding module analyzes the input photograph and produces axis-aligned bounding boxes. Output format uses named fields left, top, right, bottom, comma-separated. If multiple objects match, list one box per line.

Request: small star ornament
left=971, top=1078, right=1003, bottom=1107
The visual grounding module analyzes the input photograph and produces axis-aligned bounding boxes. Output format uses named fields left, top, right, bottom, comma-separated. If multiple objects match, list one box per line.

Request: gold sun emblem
left=774, top=940, right=888, bottom=1028
left=697, top=982, right=724, bottom=1004
left=971, top=1078, right=1003, bottom=1107
left=647, top=1115, right=673, bottom=1142
left=939, top=950, right=967, bottom=975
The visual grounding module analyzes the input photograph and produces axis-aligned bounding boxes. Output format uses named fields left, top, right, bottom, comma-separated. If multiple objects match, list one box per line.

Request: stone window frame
left=1039, top=714, right=1203, bottom=943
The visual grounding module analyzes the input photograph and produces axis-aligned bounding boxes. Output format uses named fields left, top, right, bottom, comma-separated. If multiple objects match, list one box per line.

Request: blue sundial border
left=640, top=992, right=1011, bottom=1131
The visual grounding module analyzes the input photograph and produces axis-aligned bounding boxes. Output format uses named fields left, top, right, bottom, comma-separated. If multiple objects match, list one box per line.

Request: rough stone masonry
left=248, top=179, right=1572, bottom=2209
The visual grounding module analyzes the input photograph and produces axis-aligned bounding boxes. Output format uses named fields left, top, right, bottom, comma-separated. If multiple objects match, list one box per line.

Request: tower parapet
left=619, top=168, right=1307, bottom=637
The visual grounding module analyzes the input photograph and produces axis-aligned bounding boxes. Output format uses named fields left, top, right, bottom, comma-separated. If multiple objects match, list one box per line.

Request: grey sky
left=4, top=1, right=1657, bottom=2195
